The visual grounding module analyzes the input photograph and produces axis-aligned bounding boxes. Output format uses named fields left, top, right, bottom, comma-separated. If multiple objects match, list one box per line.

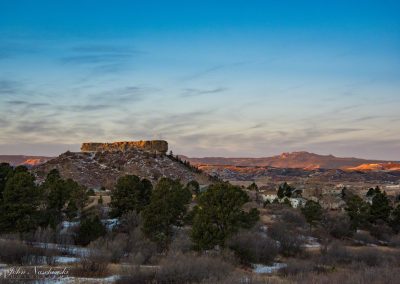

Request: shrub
left=369, top=220, right=394, bottom=242
left=321, top=242, right=352, bottom=265
left=126, top=228, right=157, bottom=265
left=279, top=259, right=321, bottom=276
left=117, top=265, right=156, bottom=284
left=269, top=222, right=304, bottom=256
left=353, top=230, right=377, bottom=245
left=389, top=235, right=400, bottom=247
left=289, top=265, right=400, bottom=284
left=0, top=239, right=55, bottom=265
left=228, top=231, right=278, bottom=265
left=354, top=248, right=383, bottom=267
left=322, top=243, right=387, bottom=267
left=33, top=226, right=56, bottom=245
left=115, top=210, right=141, bottom=234
left=279, top=208, right=306, bottom=228
left=322, top=213, right=353, bottom=239
left=169, top=229, right=193, bottom=254
left=90, top=233, right=129, bottom=263
left=155, top=253, right=233, bottom=283
left=79, top=247, right=111, bottom=276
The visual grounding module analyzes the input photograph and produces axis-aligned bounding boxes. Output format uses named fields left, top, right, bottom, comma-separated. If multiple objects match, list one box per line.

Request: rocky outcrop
left=81, top=140, right=168, bottom=154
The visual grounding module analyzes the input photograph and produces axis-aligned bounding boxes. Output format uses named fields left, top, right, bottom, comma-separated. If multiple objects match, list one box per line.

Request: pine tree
left=0, top=163, right=13, bottom=199
left=389, top=204, right=400, bottom=233
left=369, top=190, right=392, bottom=223
left=301, top=200, right=322, bottom=230
left=110, top=175, right=152, bottom=217
left=0, top=171, right=41, bottom=232
left=186, top=180, right=200, bottom=195
left=345, top=195, right=370, bottom=230
left=141, top=178, right=191, bottom=249
left=277, top=182, right=294, bottom=199
left=76, top=215, right=106, bottom=246
left=191, top=182, right=259, bottom=250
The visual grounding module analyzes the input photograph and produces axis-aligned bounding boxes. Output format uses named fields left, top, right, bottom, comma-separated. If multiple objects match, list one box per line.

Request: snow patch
left=253, top=262, right=287, bottom=274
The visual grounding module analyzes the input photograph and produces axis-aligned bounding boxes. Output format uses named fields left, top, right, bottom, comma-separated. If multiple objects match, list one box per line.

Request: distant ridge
left=0, top=155, right=54, bottom=167
left=179, top=151, right=400, bottom=171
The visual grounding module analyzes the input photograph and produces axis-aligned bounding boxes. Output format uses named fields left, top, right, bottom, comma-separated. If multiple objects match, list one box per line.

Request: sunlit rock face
left=81, top=140, right=168, bottom=154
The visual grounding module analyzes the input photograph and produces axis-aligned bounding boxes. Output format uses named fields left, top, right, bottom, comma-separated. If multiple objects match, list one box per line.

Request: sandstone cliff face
left=81, top=140, right=168, bottom=154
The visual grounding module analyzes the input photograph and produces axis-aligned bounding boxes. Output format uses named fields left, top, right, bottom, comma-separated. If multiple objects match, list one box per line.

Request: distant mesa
left=81, top=140, right=168, bottom=154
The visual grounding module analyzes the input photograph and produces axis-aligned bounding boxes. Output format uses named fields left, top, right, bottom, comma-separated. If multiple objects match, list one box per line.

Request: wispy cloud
left=180, top=62, right=246, bottom=81
left=181, top=87, right=227, bottom=97
left=60, top=43, right=143, bottom=75
left=0, top=79, right=23, bottom=95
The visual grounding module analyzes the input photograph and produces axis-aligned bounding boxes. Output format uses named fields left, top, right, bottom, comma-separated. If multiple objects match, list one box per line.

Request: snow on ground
left=54, top=256, right=80, bottom=264
left=302, top=236, right=321, bottom=248
left=61, top=221, right=80, bottom=229
left=33, top=275, right=120, bottom=284
left=32, top=242, right=91, bottom=256
left=253, top=263, right=287, bottom=274
left=102, top=218, right=119, bottom=230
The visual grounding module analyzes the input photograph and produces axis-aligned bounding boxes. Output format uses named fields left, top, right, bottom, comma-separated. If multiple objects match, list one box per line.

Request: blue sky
left=0, top=1, right=399, bottom=159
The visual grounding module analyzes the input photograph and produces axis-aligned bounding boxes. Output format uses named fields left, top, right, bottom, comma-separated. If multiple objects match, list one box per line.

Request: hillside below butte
left=180, top=151, right=399, bottom=171
left=34, top=148, right=211, bottom=190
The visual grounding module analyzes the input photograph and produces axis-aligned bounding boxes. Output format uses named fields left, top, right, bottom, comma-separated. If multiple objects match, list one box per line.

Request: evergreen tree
left=247, top=182, right=258, bottom=191
left=301, top=200, right=322, bottom=230
left=0, top=163, right=13, bottom=199
left=141, top=178, right=191, bottom=249
left=389, top=204, right=400, bottom=233
left=40, top=170, right=88, bottom=227
left=0, top=171, right=41, bottom=232
left=76, top=215, right=106, bottom=246
left=110, top=175, right=153, bottom=217
left=366, top=187, right=375, bottom=197
left=345, top=195, right=370, bottom=230
left=369, top=190, right=392, bottom=223
left=277, top=182, right=294, bottom=199
left=186, top=180, right=200, bottom=195
left=191, top=182, right=259, bottom=250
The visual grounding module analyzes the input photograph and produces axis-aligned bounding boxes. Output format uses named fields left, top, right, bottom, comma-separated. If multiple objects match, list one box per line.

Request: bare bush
left=228, top=230, right=278, bottom=265
left=279, top=259, right=326, bottom=276
left=321, top=242, right=392, bottom=267
left=90, top=233, right=128, bottom=263
left=352, top=230, right=377, bottom=245
left=369, top=220, right=394, bottom=242
left=79, top=248, right=111, bottom=276
left=126, top=228, right=157, bottom=265
left=288, top=264, right=400, bottom=284
left=269, top=222, right=304, bottom=256
left=117, top=265, right=156, bottom=284
left=155, top=253, right=233, bottom=283
left=116, top=210, right=141, bottom=234
left=0, top=239, right=56, bottom=265
left=169, top=228, right=193, bottom=254
left=279, top=208, right=307, bottom=228
left=33, top=226, right=56, bottom=245
left=389, top=234, right=400, bottom=247
left=322, top=213, right=353, bottom=239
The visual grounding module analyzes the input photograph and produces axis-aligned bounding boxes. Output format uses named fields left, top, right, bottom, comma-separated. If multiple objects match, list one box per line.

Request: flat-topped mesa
left=81, top=140, right=168, bottom=154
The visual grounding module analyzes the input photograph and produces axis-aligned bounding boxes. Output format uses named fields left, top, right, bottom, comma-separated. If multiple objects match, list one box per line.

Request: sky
left=0, top=1, right=399, bottom=159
